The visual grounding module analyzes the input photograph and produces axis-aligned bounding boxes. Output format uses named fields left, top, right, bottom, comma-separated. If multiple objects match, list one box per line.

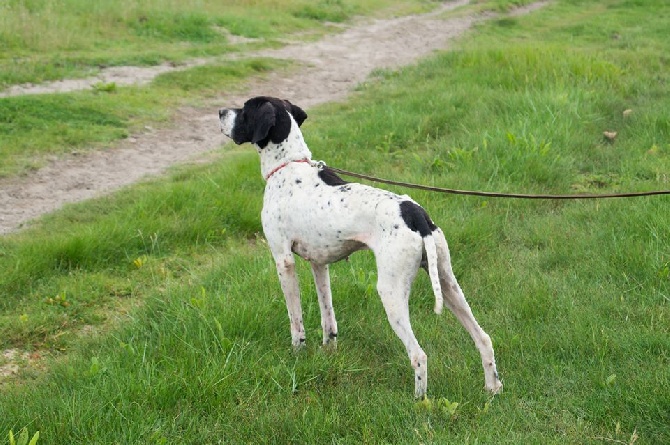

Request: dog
left=219, top=96, right=502, bottom=398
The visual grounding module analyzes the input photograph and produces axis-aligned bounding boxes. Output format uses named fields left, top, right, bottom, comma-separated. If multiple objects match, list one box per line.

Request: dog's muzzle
left=219, top=109, right=235, bottom=136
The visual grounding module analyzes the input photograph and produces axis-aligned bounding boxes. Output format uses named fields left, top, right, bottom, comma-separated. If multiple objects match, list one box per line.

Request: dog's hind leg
left=434, top=229, right=503, bottom=394
left=311, top=263, right=338, bottom=347
left=274, top=253, right=306, bottom=349
left=375, top=240, right=428, bottom=398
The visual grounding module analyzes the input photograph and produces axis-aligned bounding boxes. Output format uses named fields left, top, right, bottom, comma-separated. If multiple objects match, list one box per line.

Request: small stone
left=603, top=131, right=617, bottom=142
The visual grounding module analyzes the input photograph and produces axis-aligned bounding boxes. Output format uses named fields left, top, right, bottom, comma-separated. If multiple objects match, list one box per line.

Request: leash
left=323, top=165, right=670, bottom=200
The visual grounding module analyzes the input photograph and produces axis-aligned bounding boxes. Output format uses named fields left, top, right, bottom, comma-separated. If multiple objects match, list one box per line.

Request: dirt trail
left=0, top=0, right=547, bottom=235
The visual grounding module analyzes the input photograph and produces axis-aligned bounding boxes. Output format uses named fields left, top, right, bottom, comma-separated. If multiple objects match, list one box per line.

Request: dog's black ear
left=251, top=101, right=277, bottom=144
left=287, top=101, right=307, bottom=127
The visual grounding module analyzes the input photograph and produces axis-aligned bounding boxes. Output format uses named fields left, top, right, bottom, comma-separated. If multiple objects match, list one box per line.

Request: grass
left=0, top=0, right=537, bottom=179
left=1, top=0, right=669, bottom=443
left=0, top=0, right=437, bottom=179
left=0, top=0, right=433, bottom=87
left=0, top=58, right=288, bottom=177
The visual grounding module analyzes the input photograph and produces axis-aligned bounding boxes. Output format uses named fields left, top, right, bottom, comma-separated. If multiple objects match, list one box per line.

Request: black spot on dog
left=295, top=179, right=302, bottom=184
left=399, top=201, right=437, bottom=237
left=318, top=168, right=349, bottom=186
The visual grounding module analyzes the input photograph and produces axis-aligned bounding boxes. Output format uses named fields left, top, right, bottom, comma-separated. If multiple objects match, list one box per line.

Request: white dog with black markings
left=219, top=96, right=502, bottom=398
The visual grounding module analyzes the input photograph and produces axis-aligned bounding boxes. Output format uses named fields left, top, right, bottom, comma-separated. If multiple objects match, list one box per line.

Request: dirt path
left=0, top=0, right=547, bottom=235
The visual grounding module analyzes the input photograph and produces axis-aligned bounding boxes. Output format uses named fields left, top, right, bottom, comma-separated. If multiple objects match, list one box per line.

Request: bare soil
left=0, top=0, right=547, bottom=235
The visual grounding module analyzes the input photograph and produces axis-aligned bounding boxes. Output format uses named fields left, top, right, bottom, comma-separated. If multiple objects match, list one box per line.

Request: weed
left=7, top=429, right=39, bottom=445
left=91, top=82, right=117, bottom=93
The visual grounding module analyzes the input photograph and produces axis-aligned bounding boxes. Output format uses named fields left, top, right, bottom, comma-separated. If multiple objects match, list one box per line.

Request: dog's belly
left=291, top=237, right=368, bottom=264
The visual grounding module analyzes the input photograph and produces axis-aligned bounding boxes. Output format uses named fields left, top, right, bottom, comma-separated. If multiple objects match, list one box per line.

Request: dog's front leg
left=275, top=254, right=306, bottom=349
left=310, top=263, right=338, bottom=347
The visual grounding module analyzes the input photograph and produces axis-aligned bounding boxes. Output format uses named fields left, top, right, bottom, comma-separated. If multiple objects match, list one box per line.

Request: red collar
left=264, top=159, right=311, bottom=181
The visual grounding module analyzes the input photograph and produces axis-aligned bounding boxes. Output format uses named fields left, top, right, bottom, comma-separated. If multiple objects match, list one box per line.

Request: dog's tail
left=400, top=200, right=444, bottom=314
left=423, top=233, right=443, bottom=314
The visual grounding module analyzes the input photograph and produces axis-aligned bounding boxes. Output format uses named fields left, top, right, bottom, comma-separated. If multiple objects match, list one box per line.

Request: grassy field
left=0, top=0, right=434, bottom=87
left=0, top=58, right=292, bottom=177
left=0, top=0, right=534, bottom=179
left=1, top=0, right=669, bottom=443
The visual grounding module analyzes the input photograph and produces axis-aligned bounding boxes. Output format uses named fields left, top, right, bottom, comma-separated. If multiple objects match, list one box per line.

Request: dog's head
left=219, top=96, right=308, bottom=148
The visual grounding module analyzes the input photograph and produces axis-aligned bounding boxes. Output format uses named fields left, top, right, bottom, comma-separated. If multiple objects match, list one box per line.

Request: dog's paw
left=291, top=338, right=306, bottom=352
left=486, top=378, right=503, bottom=395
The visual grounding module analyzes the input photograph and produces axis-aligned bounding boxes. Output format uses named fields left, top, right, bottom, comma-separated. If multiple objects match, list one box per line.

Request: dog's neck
left=257, top=118, right=312, bottom=181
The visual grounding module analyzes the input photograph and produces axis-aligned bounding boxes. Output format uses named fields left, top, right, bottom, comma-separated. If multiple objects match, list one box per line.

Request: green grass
left=471, top=0, right=540, bottom=11
left=1, top=0, right=670, bottom=443
left=0, top=58, right=288, bottom=177
left=0, top=0, right=524, bottom=179
left=0, top=0, right=438, bottom=179
left=0, top=0, right=433, bottom=87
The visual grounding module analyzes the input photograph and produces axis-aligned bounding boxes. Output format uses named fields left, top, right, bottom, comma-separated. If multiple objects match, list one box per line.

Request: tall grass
left=1, top=0, right=669, bottom=443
